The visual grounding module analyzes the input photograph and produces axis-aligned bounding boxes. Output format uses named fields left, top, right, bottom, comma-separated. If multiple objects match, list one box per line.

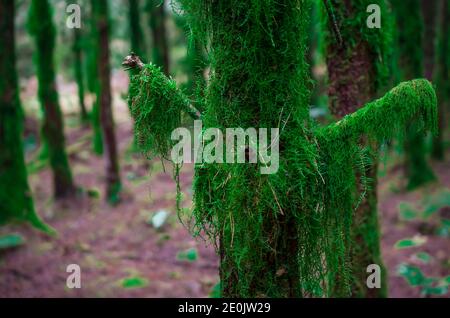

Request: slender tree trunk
left=27, top=0, right=75, bottom=199
left=147, top=0, right=169, bottom=75
left=93, top=0, right=121, bottom=204
left=129, top=0, right=146, bottom=58
left=88, top=0, right=103, bottom=155
left=0, top=0, right=49, bottom=231
left=432, top=0, right=448, bottom=160
left=324, top=0, right=387, bottom=298
left=73, top=28, right=89, bottom=122
left=392, top=0, right=436, bottom=190
left=174, top=15, right=206, bottom=111
left=421, top=0, right=438, bottom=81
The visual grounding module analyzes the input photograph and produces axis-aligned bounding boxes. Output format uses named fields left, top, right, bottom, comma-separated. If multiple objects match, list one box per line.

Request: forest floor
left=0, top=73, right=449, bottom=298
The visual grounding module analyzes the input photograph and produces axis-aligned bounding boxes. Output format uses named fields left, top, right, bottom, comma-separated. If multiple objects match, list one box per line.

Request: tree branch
left=122, top=53, right=201, bottom=120
left=317, top=79, right=437, bottom=142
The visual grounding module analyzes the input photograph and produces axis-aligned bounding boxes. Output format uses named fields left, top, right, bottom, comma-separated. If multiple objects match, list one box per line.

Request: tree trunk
left=88, top=0, right=103, bottom=155
left=147, top=0, right=170, bottom=75
left=325, top=0, right=388, bottom=298
left=93, top=0, right=121, bottom=204
left=0, top=0, right=50, bottom=231
left=73, top=28, right=89, bottom=122
left=392, top=0, right=436, bottom=190
left=129, top=0, right=146, bottom=58
left=432, top=0, right=448, bottom=160
left=127, top=0, right=438, bottom=298
left=27, top=0, right=75, bottom=199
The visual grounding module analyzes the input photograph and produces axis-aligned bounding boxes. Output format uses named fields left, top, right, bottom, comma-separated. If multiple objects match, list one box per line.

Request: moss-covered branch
left=125, top=59, right=201, bottom=157
left=317, top=79, right=437, bottom=143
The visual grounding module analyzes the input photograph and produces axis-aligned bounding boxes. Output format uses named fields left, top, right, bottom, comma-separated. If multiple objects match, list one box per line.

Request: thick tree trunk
left=28, top=0, right=75, bottom=199
left=325, top=0, right=387, bottom=298
left=93, top=0, right=121, bottom=204
left=147, top=0, right=170, bottom=75
left=0, top=0, right=48, bottom=231
left=73, top=28, right=89, bottom=122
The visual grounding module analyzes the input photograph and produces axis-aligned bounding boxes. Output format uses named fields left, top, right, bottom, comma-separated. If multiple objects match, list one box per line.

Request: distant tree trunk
left=432, top=0, right=449, bottom=160
left=174, top=15, right=206, bottom=111
left=324, top=0, right=388, bottom=298
left=27, top=0, right=75, bottom=199
left=147, top=0, right=170, bottom=75
left=0, top=0, right=50, bottom=231
left=421, top=0, right=438, bottom=81
left=392, top=0, right=436, bottom=190
left=88, top=0, right=103, bottom=155
left=92, top=0, right=121, bottom=204
left=129, top=0, right=146, bottom=58
left=73, top=28, right=89, bottom=122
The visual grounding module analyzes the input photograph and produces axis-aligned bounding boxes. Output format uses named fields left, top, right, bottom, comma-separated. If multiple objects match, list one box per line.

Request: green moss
left=0, top=0, right=53, bottom=233
left=127, top=0, right=437, bottom=298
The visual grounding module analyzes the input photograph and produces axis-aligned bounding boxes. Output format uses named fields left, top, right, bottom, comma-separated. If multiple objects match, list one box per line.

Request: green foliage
left=127, top=0, right=438, bottom=297
left=120, top=276, right=149, bottom=289
left=0, top=234, right=25, bottom=250
left=394, top=237, right=426, bottom=249
left=397, top=263, right=449, bottom=296
left=176, top=248, right=198, bottom=262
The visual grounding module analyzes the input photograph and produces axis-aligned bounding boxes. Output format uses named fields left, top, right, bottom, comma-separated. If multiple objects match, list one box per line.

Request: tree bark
left=28, top=0, right=75, bottom=199
left=392, top=0, right=436, bottom=190
left=432, top=0, right=448, bottom=160
left=325, top=0, right=387, bottom=298
left=129, top=0, right=146, bottom=58
left=0, top=0, right=49, bottom=231
left=93, top=0, right=121, bottom=204
left=73, top=28, right=89, bottom=122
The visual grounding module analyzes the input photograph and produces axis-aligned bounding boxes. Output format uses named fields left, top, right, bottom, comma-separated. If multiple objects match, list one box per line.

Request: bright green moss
left=127, top=0, right=438, bottom=297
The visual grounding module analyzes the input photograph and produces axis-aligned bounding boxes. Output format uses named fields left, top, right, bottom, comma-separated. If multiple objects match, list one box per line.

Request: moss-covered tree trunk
left=73, top=28, right=89, bottom=122
left=392, top=0, right=436, bottom=190
left=88, top=0, right=103, bottom=155
left=28, top=0, right=75, bottom=199
left=0, top=0, right=50, bottom=232
left=432, top=0, right=449, bottom=160
left=324, top=0, right=388, bottom=298
left=92, top=0, right=121, bottom=204
left=126, top=0, right=437, bottom=298
left=147, top=0, right=169, bottom=75
left=129, top=0, right=146, bottom=58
